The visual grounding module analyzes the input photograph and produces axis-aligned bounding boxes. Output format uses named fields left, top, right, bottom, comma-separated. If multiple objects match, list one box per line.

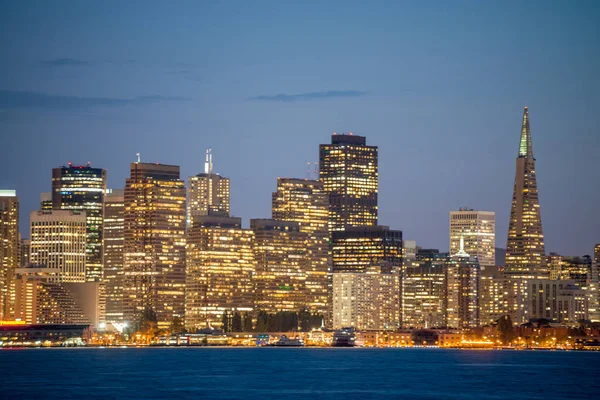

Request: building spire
left=454, top=235, right=470, bottom=258
left=518, top=106, right=533, bottom=158
left=204, top=148, right=213, bottom=175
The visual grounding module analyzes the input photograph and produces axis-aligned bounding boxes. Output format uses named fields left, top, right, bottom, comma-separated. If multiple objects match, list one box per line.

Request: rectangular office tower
left=52, top=163, right=107, bottom=282
left=445, top=240, right=480, bottom=329
left=449, top=209, right=495, bottom=269
left=1, top=190, right=19, bottom=320
left=271, top=178, right=330, bottom=314
left=251, top=219, right=308, bottom=313
left=331, top=226, right=402, bottom=273
left=123, top=163, right=186, bottom=329
left=187, top=149, right=230, bottom=226
left=185, top=214, right=255, bottom=331
left=319, top=133, right=378, bottom=232
left=103, top=189, right=124, bottom=323
left=29, top=210, right=87, bottom=283
left=402, top=249, right=448, bottom=329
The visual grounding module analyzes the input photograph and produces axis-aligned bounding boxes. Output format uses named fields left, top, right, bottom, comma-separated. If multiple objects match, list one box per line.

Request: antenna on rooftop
left=136, top=153, right=141, bottom=163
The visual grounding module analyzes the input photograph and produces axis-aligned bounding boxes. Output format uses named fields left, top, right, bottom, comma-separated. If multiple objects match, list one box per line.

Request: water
left=2, top=347, right=600, bottom=399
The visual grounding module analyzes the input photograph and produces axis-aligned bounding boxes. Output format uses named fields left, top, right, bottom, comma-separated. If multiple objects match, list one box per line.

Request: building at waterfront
left=52, top=163, right=106, bottom=282
left=319, top=133, right=378, bottom=231
left=331, top=226, right=402, bottom=273
left=103, top=189, right=124, bottom=323
left=185, top=213, right=255, bottom=331
left=402, top=249, right=447, bottom=329
left=123, top=162, right=186, bottom=329
left=592, top=244, right=600, bottom=322
left=479, top=274, right=523, bottom=325
left=0, top=190, right=19, bottom=320
left=29, top=210, right=87, bottom=283
left=524, top=279, right=587, bottom=323
left=251, top=219, right=308, bottom=313
left=271, top=178, right=329, bottom=314
left=332, top=264, right=401, bottom=331
left=445, top=238, right=480, bottom=328
left=505, top=107, right=547, bottom=278
left=14, top=266, right=91, bottom=325
left=187, top=149, right=230, bottom=226
left=449, top=209, right=495, bottom=269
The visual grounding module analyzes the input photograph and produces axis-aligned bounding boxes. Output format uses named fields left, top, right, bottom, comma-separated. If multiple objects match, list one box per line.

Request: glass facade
left=52, top=164, right=106, bottom=282
left=0, top=191, right=19, bottom=320
left=103, top=189, right=124, bottom=323
left=319, top=134, right=378, bottom=232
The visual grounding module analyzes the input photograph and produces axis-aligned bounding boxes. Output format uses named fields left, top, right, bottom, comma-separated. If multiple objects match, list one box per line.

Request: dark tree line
left=221, top=310, right=323, bottom=332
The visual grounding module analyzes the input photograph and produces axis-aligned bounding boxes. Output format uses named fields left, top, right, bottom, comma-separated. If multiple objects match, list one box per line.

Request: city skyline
left=1, top=1, right=599, bottom=256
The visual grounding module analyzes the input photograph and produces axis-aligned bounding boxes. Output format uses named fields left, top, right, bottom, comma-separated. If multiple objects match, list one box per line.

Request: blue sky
left=1, top=0, right=598, bottom=255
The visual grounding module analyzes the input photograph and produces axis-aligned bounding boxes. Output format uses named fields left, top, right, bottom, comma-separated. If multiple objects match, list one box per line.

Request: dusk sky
left=1, top=1, right=598, bottom=256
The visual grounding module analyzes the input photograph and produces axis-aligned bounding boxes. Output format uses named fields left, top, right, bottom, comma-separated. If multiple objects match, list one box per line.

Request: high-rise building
left=332, top=264, right=401, bottom=331
left=103, top=189, right=124, bottom=323
left=123, top=162, right=186, bottom=329
left=185, top=213, right=255, bottom=330
left=1, top=190, right=19, bottom=320
left=505, top=107, right=546, bottom=278
left=187, top=149, right=230, bottom=226
left=402, top=249, right=447, bottom=329
left=319, top=133, right=378, bottom=232
left=331, top=226, right=402, bottom=273
left=29, top=210, right=87, bottom=283
left=480, top=274, right=523, bottom=326
left=591, top=244, right=600, bottom=322
left=449, top=209, right=495, bottom=269
left=251, top=219, right=308, bottom=313
left=271, top=178, right=329, bottom=314
left=52, top=163, right=107, bottom=282
left=445, top=238, right=480, bottom=328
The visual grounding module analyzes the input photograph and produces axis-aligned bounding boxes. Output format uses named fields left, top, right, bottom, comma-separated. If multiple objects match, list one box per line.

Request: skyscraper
left=331, top=226, right=402, bottom=273
left=187, top=149, right=230, bottom=225
left=271, top=178, right=330, bottom=314
left=251, top=219, right=308, bottom=313
left=445, top=238, right=480, bottom=328
left=123, top=162, right=186, bottom=329
left=449, top=208, right=495, bottom=268
left=185, top=213, right=255, bottom=330
left=319, top=133, right=378, bottom=231
left=0, top=190, right=19, bottom=320
left=52, top=163, right=107, bottom=282
left=103, top=189, right=124, bottom=323
left=505, top=107, right=546, bottom=278
left=29, top=210, right=87, bottom=283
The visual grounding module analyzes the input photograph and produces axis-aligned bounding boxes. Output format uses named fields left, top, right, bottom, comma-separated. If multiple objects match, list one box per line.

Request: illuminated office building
left=185, top=214, right=255, bottom=330
left=331, top=226, right=402, bottom=273
left=29, top=210, right=87, bottom=283
left=20, top=238, right=30, bottom=267
left=591, top=244, right=600, bottom=322
left=251, top=219, right=308, bottom=313
left=480, top=274, right=523, bottom=325
left=445, top=238, right=480, bottom=328
left=319, top=133, right=378, bottom=231
left=402, top=249, right=447, bottom=329
left=505, top=107, right=547, bottom=278
left=123, top=162, right=186, bottom=329
left=187, top=149, right=230, bottom=226
left=449, top=209, right=495, bottom=269
left=332, top=264, right=401, bottom=331
left=52, top=163, right=106, bottom=282
left=103, top=189, right=124, bottom=323
left=1, top=190, right=19, bottom=320
left=272, top=178, right=329, bottom=314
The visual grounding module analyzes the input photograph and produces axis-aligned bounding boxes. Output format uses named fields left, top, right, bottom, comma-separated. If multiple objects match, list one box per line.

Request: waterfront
left=3, top=348, right=600, bottom=399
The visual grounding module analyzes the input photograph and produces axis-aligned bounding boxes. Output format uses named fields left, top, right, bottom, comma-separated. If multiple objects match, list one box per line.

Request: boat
left=271, top=334, right=305, bottom=347
left=332, top=327, right=356, bottom=347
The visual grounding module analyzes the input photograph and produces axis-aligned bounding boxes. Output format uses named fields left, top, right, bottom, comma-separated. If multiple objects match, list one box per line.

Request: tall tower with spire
left=505, top=107, right=547, bottom=278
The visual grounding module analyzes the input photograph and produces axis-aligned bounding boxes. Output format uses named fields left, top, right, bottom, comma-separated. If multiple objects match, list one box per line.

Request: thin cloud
left=0, top=90, right=185, bottom=110
left=41, top=58, right=92, bottom=66
left=251, top=90, right=366, bottom=102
